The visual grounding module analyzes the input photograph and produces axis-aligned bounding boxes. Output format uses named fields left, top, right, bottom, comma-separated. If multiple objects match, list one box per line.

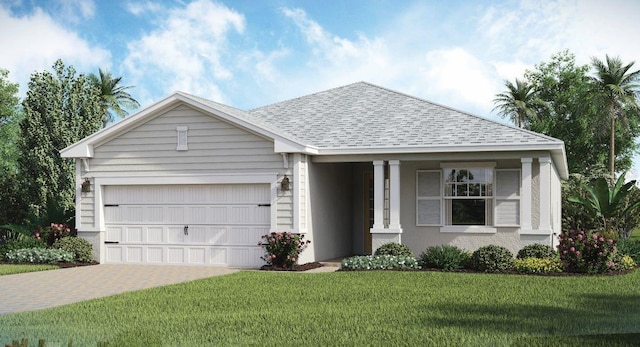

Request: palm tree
left=89, top=69, right=140, bottom=127
left=493, top=78, right=541, bottom=128
left=590, top=55, right=640, bottom=184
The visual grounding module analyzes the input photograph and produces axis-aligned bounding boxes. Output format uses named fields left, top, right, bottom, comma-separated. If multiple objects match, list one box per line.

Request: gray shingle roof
left=248, top=82, right=562, bottom=149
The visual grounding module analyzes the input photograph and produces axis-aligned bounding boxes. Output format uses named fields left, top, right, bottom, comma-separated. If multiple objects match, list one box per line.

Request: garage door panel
left=189, top=248, right=206, bottom=264
left=168, top=247, right=185, bottom=263
left=148, top=227, right=163, bottom=242
left=148, top=247, right=163, bottom=263
left=105, top=184, right=270, bottom=205
left=229, top=248, right=263, bottom=267
left=104, top=184, right=270, bottom=267
left=106, top=226, right=123, bottom=242
left=167, top=227, right=185, bottom=243
left=210, top=247, right=227, bottom=265
left=127, top=247, right=143, bottom=262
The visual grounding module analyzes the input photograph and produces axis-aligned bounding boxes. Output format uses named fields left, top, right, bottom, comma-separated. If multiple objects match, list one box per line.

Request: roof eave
left=308, top=143, right=570, bottom=179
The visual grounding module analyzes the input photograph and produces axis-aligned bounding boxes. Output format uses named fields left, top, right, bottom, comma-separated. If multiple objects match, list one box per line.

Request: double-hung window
left=417, top=163, right=520, bottom=231
left=443, top=167, right=493, bottom=226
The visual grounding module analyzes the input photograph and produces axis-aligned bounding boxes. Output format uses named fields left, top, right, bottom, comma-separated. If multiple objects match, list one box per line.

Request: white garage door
left=103, top=184, right=270, bottom=267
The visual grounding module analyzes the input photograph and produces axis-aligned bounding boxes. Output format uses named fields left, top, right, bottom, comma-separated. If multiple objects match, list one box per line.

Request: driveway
left=0, top=264, right=238, bottom=315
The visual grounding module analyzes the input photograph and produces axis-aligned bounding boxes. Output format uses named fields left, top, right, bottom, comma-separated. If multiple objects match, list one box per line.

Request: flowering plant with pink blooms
left=558, top=229, right=617, bottom=273
left=258, top=232, right=310, bottom=268
left=34, top=223, right=77, bottom=247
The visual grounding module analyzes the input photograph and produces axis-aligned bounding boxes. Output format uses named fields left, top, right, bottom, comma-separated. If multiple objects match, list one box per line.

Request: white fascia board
left=310, top=142, right=569, bottom=179
left=312, top=143, right=565, bottom=155
left=274, top=139, right=318, bottom=154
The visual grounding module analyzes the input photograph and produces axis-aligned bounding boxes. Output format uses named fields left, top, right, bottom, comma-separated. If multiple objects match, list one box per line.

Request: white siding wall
left=277, top=176, right=293, bottom=228
left=80, top=105, right=292, bottom=231
left=77, top=160, right=96, bottom=228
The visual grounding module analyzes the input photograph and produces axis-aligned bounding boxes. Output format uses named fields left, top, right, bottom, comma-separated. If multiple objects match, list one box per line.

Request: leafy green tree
left=18, top=59, right=103, bottom=218
left=590, top=55, right=640, bottom=184
left=493, top=78, right=543, bottom=128
left=88, top=68, right=140, bottom=127
left=568, top=174, right=640, bottom=237
left=0, top=68, right=21, bottom=174
left=0, top=68, right=26, bottom=227
left=523, top=51, right=640, bottom=176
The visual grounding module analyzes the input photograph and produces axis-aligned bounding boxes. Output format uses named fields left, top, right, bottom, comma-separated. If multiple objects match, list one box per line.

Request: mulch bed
left=259, top=262, right=324, bottom=271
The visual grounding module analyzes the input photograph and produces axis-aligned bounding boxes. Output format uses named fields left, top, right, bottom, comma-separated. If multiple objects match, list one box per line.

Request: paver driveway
left=0, top=264, right=238, bottom=315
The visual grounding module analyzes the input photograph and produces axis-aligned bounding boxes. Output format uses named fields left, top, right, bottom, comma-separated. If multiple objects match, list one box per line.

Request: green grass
left=0, top=264, right=58, bottom=276
left=1, top=270, right=639, bottom=346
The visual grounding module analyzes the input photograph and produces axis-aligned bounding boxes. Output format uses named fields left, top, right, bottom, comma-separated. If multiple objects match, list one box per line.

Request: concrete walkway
left=0, top=264, right=238, bottom=315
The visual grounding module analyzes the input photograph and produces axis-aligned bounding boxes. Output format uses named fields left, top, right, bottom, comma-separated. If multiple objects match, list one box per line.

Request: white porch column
left=520, top=158, right=532, bottom=232
left=538, top=157, right=552, bottom=231
left=388, top=160, right=402, bottom=233
left=372, top=160, right=385, bottom=230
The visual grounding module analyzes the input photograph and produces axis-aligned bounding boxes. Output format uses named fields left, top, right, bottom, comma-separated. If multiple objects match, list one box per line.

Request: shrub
left=0, top=238, right=45, bottom=260
left=514, top=257, right=563, bottom=274
left=558, top=229, right=617, bottom=273
left=419, top=245, right=470, bottom=271
left=469, top=245, right=514, bottom=273
left=617, top=238, right=640, bottom=263
left=5, top=247, right=73, bottom=263
left=340, top=255, right=420, bottom=271
left=517, top=244, right=557, bottom=259
left=374, top=243, right=414, bottom=257
left=53, top=236, right=93, bottom=262
left=258, top=232, right=310, bottom=268
left=611, top=253, right=637, bottom=271
left=34, top=223, right=76, bottom=247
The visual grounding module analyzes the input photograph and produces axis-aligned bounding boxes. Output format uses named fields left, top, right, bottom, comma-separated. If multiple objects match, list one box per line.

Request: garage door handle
left=258, top=204, right=271, bottom=207
left=184, top=225, right=189, bottom=235
left=105, top=241, right=119, bottom=244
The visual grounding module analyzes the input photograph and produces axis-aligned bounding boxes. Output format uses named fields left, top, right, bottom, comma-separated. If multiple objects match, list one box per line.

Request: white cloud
left=123, top=0, right=245, bottom=103
left=124, top=1, right=163, bottom=16
left=55, top=0, right=95, bottom=20
left=421, top=48, right=499, bottom=116
left=0, top=5, right=110, bottom=96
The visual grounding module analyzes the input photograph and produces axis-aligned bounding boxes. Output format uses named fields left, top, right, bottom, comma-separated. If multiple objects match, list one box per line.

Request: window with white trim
left=417, top=164, right=521, bottom=229
left=443, top=168, right=493, bottom=226
left=176, top=126, right=188, bottom=151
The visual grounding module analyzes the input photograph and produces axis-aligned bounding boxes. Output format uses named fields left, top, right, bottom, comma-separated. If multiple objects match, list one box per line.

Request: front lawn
left=0, top=264, right=58, bottom=276
left=0, top=270, right=639, bottom=346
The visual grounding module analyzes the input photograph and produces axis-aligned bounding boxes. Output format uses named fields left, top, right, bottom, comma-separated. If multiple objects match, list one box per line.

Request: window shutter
left=416, top=171, right=441, bottom=226
left=495, top=170, right=520, bottom=226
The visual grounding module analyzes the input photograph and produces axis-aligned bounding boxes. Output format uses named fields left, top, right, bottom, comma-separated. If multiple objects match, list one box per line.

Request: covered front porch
left=298, top=154, right=558, bottom=263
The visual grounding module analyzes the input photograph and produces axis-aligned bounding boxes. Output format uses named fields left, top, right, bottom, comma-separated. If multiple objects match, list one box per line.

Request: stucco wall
left=400, top=159, right=550, bottom=256
left=304, top=161, right=353, bottom=262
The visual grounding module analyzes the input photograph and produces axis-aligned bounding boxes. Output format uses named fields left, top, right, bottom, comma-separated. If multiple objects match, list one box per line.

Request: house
left=61, top=82, right=568, bottom=267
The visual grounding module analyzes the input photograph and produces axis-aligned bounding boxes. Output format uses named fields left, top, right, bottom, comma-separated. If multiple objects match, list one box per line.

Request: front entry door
left=363, top=172, right=373, bottom=254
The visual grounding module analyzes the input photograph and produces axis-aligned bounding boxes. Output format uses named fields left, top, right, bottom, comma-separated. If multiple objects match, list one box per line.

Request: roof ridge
left=357, top=82, right=563, bottom=144
left=248, top=81, right=368, bottom=112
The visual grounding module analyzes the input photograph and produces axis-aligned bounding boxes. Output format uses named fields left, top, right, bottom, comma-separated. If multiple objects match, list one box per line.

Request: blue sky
left=2, top=0, right=640, bottom=177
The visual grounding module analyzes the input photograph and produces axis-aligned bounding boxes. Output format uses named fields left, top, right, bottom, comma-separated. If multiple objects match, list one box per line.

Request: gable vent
left=176, top=126, right=188, bottom=151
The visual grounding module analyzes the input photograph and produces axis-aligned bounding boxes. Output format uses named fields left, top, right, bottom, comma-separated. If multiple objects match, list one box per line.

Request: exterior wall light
left=281, top=175, right=290, bottom=191
left=81, top=178, right=91, bottom=193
